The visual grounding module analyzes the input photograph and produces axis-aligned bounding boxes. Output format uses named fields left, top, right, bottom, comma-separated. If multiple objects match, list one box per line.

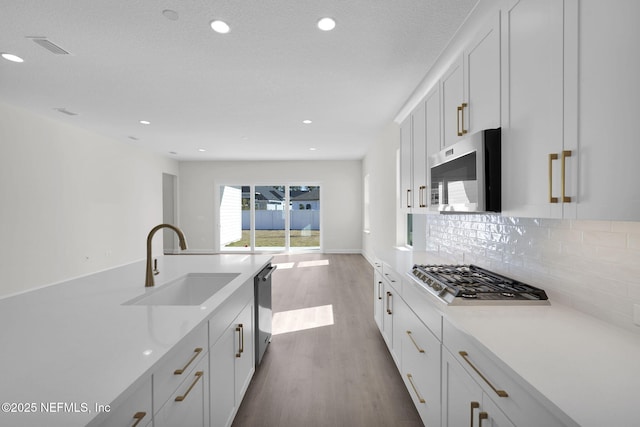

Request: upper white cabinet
left=501, top=0, right=578, bottom=219
left=442, top=12, right=501, bottom=147
left=400, top=116, right=413, bottom=210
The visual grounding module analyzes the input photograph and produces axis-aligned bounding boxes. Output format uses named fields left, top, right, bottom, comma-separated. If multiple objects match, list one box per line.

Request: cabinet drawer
left=96, top=376, right=152, bottom=427
left=402, top=310, right=441, bottom=427
left=443, top=318, right=573, bottom=427
left=381, top=263, right=402, bottom=294
left=373, top=258, right=383, bottom=274
left=153, top=323, right=208, bottom=408
left=402, top=277, right=443, bottom=341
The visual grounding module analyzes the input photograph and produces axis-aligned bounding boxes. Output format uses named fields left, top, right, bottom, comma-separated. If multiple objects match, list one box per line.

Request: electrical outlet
left=634, top=304, right=640, bottom=327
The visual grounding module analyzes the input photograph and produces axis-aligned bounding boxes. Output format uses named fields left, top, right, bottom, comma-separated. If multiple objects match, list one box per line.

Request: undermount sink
left=124, top=272, right=241, bottom=306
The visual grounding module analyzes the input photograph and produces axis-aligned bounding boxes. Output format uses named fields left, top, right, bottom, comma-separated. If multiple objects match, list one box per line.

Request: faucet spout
left=145, top=223, right=188, bottom=287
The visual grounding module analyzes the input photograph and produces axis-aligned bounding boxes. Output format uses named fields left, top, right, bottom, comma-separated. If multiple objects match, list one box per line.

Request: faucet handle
left=153, top=258, right=160, bottom=275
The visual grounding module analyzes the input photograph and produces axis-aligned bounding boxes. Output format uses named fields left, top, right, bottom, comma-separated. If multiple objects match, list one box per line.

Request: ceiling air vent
left=54, top=107, right=78, bottom=116
left=28, top=37, right=71, bottom=55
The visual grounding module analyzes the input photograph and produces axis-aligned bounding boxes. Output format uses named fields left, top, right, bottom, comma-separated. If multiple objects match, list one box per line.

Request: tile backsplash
left=420, top=214, right=640, bottom=333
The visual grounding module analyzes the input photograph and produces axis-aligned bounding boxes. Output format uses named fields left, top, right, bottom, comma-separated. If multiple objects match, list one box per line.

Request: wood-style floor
left=232, top=253, right=423, bottom=427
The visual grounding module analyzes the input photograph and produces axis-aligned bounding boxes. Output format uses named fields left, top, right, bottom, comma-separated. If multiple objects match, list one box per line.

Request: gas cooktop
left=408, top=264, right=549, bottom=305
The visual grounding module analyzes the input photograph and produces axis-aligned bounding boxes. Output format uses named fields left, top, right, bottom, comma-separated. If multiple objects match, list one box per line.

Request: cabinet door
left=465, top=12, right=501, bottom=134
left=210, top=325, right=236, bottom=427
left=97, top=377, right=152, bottom=427
left=442, top=348, right=483, bottom=427
left=234, top=303, right=254, bottom=404
left=501, top=0, right=567, bottom=218
left=400, top=116, right=413, bottom=209
left=381, top=280, right=394, bottom=353
left=373, top=270, right=384, bottom=332
left=154, top=357, right=209, bottom=427
left=412, top=101, right=427, bottom=209
left=481, top=395, right=516, bottom=427
left=441, top=55, right=465, bottom=147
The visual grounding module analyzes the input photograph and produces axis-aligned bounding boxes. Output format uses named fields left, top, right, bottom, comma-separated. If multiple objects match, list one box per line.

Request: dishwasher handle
left=259, top=265, right=277, bottom=281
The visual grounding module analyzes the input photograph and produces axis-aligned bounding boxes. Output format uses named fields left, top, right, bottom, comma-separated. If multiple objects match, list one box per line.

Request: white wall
left=178, top=160, right=362, bottom=253
left=0, top=102, right=179, bottom=297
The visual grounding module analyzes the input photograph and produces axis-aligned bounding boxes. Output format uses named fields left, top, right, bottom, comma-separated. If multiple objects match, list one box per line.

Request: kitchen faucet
left=145, top=223, right=187, bottom=287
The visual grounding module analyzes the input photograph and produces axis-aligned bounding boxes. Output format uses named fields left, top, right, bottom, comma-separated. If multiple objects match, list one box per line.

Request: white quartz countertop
left=0, top=254, right=272, bottom=427
left=375, top=248, right=640, bottom=427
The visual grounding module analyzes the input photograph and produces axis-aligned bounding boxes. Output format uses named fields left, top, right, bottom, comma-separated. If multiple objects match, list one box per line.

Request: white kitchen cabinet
left=96, top=377, right=152, bottom=427
left=501, top=0, right=578, bottom=219
left=441, top=12, right=501, bottom=148
left=373, top=269, right=384, bottom=332
left=442, top=348, right=514, bottom=427
left=380, top=264, right=403, bottom=366
left=443, top=318, right=575, bottom=427
left=154, top=357, right=209, bottom=427
left=401, top=308, right=441, bottom=427
left=400, top=116, right=413, bottom=210
left=210, top=301, right=254, bottom=427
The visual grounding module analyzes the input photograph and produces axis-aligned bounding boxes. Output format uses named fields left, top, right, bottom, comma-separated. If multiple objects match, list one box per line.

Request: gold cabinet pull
left=470, top=402, right=480, bottom=427
left=406, top=374, right=426, bottom=403
left=132, top=412, right=146, bottom=427
left=561, top=150, right=572, bottom=202
left=418, top=185, right=427, bottom=208
left=377, top=281, right=383, bottom=300
left=386, top=291, right=393, bottom=315
left=236, top=324, right=244, bottom=358
left=406, top=189, right=412, bottom=208
left=548, top=153, right=559, bottom=203
left=479, top=411, right=488, bottom=426
left=174, top=371, right=204, bottom=402
left=460, top=102, right=468, bottom=135
left=406, top=331, right=425, bottom=353
left=459, top=351, right=508, bottom=397
left=457, top=105, right=463, bottom=136
left=174, top=347, right=203, bottom=375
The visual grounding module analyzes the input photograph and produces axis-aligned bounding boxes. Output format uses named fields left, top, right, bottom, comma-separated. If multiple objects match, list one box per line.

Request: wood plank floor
left=232, top=253, right=423, bottom=427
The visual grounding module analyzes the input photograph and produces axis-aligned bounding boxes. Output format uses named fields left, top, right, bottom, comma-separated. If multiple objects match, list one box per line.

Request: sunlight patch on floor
left=273, top=262, right=295, bottom=270
left=297, top=259, right=330, bottom=268
left=272, top=304, right=334, bottom=335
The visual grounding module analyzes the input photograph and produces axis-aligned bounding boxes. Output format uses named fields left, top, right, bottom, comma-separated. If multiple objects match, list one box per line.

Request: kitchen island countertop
left=0, top=254, right=272, bottom=427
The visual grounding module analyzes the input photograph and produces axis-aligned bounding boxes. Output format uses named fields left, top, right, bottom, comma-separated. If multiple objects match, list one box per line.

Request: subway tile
left=582, top=230, right=627, bottom=248
left=611, top=221, right=640, bottom=233
left=570, top=219, right=612, bottom=232
left=550, top=228, right=583, bottom=243
left=628, top=234, right=640, bottom=250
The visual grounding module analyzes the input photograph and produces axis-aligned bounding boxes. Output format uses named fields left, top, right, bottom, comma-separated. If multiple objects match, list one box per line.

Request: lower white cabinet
left=442, top=348, right=514, bottom=427
left=154, top=356, right=209, bottom=427
left=401, top=309, right=441, bottom=427
left=97, top=376, right=152, bottom=427
left=210, top=301, right=254, bottom=427
left=373, top=269, right=384, bottom=332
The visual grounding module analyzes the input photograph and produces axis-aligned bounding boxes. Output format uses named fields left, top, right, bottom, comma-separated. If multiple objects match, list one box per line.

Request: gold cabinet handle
left=457, top=105, right=463, bottom=136
left=406, top=189, right=412, bottom=208
left=386, top=291, right=393, bottom=315
left=459, top=351, right=508, bottom=397
left=174, top=371, right=204, bottom=402
left=419, top=185, right=427, bottom=208
left=406, top=331, right=425, bottom=353
left=470, top=402, right=480, bottom=427
left=174, top=347, right=203, bottom=375
left=132, top=412, right=147, bottom=427
left=561, top=150, right=572, bottom=202
left=406, top=374, right=426, bottom=403
left=548, top=153, right=559, bottom=203
left=236, top=324, right=244, bottom=358
left=479, top=411, right=488, bottom=426
left=461, top=102, right=468, bottom=135
left=377, top=281, right=383, bottom=300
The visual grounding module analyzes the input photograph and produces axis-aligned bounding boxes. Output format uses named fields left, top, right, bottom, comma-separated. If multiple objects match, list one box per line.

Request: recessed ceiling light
left=139, top=120, right=150, bottom=125
left=303, top=119, right=312, bottom=124
left=198, top=148, right=207, bottom=152
left=309, top=147, right=317, bottom=151
left=317, top=17, right=336, bottom=31
left=162, top=9, right=179, bottom=21
left=210, top=20, right=230, bottom=34
left=1, top=53, right=24, bottom=63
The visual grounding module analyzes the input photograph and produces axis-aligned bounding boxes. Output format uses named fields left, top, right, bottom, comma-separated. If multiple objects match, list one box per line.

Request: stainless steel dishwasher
left=254, top=263, right=276, bottom=366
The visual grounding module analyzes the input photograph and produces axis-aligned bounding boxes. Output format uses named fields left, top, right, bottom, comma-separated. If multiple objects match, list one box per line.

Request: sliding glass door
left=219, top=184, right=320, bottom=252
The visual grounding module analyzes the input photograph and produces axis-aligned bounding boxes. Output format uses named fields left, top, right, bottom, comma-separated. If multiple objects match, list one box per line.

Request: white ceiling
left=0, top=0, right=478, bottom=161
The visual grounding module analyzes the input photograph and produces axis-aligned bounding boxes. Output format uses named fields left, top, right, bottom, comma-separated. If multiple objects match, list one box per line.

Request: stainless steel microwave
left=429, top=128, right=501, bottom=213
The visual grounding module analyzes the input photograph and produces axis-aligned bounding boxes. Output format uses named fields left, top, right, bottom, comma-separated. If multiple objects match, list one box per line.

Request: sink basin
left=124, top=272, right=241, bottom=306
